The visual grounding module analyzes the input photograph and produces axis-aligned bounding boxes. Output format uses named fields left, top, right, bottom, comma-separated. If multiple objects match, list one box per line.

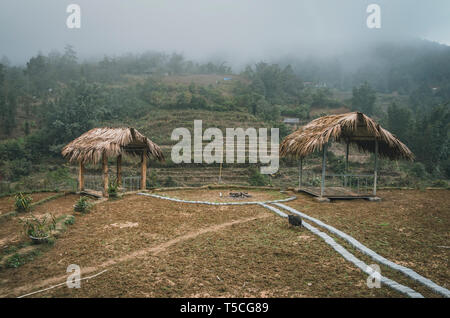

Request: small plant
left=4, top=249, right=41, bottom=269
left=248, top=167, right=269, bottom=186
left=64, top=215, right=75, bottom=225
left=14, top=192, right=32, bottom=212
left=5, top=253, right=23, bottom=268
left=74, top=196, right=92, bottom=213
left=20, top=213, right=56, bottom=243
left=311, top=176, right=321, bottom=187
left=108, top=178, right=119, bottom=198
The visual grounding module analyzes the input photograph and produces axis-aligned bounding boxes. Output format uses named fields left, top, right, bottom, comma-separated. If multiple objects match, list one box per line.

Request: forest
left=0, top=39, right=449, bottom=187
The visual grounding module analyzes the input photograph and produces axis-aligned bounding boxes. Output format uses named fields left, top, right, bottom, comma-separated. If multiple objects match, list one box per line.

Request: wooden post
left=218, top=162, right=222, bottom=184
left=141, top=151, right=147, bottom=190
left=373, top=139, right=378, bottom=196
left=117, top=154, right=122, bottom=188
left=78, top=161, right=85, bottom=192
left=299, top=158, right=303, bottom=188
left=345, top=141, right=349, bottom=187
left=102, top=152, right=108, bottom=197
left=321, top=143, right=327, bottom=197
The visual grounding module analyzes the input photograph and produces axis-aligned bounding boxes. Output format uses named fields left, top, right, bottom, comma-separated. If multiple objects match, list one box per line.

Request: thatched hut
left=62, top=127, right=164, bottom=197
left=280, top=112, right=413, bottom=199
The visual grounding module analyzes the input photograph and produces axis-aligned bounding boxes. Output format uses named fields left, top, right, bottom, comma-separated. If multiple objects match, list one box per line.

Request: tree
left=167, top=53, right=184, bottom=75
left=351, top=82, right=376, bottom=115
left=411, top=103, right=449, bottom=175
left=0, top=64, right=17, bottom=134
left=42, top=80, right=107, bottom=151
left=25, top=54, right=52, bottom=94
left=387, top=102, right=412, bottom=144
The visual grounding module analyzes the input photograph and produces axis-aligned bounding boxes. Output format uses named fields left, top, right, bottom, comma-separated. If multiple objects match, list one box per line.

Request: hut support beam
left=102, top=153, right=108, bottom=197
left=321, top=144, right=327, bottom=197
left=344, top=141, right=349, bottom=187
left=117, top=154, right=122, bottom=188
left=373, top=139, right=378, bottom=196
left=141, top=152, right=147, bottom=190
left=299, top=158, right=303, bottom=188
left=78, top=161, right=85, bottom=192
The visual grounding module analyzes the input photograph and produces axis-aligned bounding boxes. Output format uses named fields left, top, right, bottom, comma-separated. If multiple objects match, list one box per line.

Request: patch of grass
left=3, top=249, right=41, bottom=269
left=64, top=215, right=75, bottom=226
left=1, top=245, right=18, bottom=256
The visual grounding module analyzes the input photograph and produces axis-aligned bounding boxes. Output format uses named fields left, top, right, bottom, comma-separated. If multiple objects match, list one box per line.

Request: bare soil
left=0, top=192, right=59, bottom=215
left=0, top=189, right=447, bottom=298
left=284, top=189, right=450, bottom=297
left=0, top=194, right=80, bottom=250
left=156, top=189, right=288, bottom=203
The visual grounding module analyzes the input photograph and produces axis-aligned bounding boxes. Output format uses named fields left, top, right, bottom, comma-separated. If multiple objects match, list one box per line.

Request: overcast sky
left=1, top=0, right=449, bottom=65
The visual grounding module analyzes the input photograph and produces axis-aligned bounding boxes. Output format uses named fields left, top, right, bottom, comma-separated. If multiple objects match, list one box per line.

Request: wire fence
left=299, top=171, right=375, bottom=195
left=82, top=174, right=142, bottom=192
left=0, top=178, right=77, bottom=195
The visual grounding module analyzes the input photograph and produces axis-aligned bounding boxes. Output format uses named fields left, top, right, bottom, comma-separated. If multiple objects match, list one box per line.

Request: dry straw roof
left=280, top=112, right=414, bottom=161
left=62, top=127, right=164, bottom=164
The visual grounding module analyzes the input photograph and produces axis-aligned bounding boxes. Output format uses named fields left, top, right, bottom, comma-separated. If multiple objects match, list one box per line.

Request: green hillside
left=0, top=45, right=449, bottom=193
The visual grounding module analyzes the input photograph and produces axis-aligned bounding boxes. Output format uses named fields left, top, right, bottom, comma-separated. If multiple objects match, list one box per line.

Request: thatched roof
left=280, top=112, right=414, bottom=161
left=62, top=127, right=164, bottom=164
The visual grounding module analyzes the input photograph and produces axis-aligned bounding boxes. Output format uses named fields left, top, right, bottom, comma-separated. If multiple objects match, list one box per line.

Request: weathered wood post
left=299, top=158, right=303, bottom=189
left=102, top=152, right=108, bottom=197
left=117, top=154, right=122, bottom=188
left=373, top=138, right=378, bottom=196
left=321, top=143, right=327, bottom=197
left=78, top=161, right=85, bottom=192
left=344, top=140, right=349, bottom=187
left=141, top=151, right=147, bottom=190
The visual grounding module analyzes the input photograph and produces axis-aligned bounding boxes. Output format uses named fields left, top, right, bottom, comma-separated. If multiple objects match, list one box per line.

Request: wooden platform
left=80, top=189, right=103, bottom=198
left=298, top=186, right=376, bottom=199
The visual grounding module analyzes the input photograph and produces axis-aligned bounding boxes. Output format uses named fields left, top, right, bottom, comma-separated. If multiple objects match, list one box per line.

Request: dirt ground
left=0, top=194, right=80, bottom=250
left=285, top=189, right=450, bottom=297
left=0, top=192, right=59, bottom=215
left=156, top=189, right=288, bottom=203
left=0, top=189, right=447, bottom=298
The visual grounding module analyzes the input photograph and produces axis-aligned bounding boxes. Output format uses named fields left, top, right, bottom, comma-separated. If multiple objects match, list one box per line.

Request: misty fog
left=1, top=0, right=450, bottom=70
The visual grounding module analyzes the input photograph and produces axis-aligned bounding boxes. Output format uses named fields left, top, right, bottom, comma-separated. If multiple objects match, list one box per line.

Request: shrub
left=411, top=162, right=427, bottom=178
left=2, top=159, right=32, bottom=181
left=14, top=192, right=32, bottom=212
left=108, top=179, right=119, bottom=198
left=64, top=215, right=75, bottom=225
left=162, top=176, right=177, bottom=187
left=20, top=213, right=56, bottom=241
left=431, top=179, right=448, bottom=188
left=147, top=170, right=160, bottom=188
left=327, top=151, right=346, bottom=174
left=248, top=167, right=269, bottom=186
left=74, top=196, right=92, bottom=213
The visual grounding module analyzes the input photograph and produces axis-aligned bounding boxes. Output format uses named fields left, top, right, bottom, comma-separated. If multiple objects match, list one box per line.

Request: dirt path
left=4, top=214, right=269, bottom=298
